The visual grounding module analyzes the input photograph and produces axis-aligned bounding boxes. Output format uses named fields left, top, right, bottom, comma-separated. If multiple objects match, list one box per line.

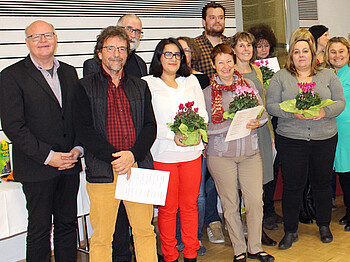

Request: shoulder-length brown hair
left=177, top=36, right=201, bottom=68
left=229, top=31, right=257, bottom=63
left=324, top=37, right=350, bottom=68
left=285, top=39, right=319, bottom=76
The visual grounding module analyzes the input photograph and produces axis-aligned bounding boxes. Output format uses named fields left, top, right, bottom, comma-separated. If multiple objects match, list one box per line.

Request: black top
left=194, top=73, right=210, bottom=90
left=124, top=51, right=147, bottom=78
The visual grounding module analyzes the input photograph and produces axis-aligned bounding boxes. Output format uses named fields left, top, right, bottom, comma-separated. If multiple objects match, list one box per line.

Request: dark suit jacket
left=83, top=51, right=147, bottom=78
left=0, top=55, right=82, bottom=182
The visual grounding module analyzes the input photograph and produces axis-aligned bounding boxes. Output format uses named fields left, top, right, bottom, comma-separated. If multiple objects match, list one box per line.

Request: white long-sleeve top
left=142, top=74, right=209, bottom=163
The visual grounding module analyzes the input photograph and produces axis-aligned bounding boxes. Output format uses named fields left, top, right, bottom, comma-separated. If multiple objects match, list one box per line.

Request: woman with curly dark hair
left=248, top=24, right=277, bottom=59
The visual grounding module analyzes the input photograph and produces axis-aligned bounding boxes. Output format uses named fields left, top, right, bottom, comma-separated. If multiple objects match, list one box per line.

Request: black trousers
left=21, top=173, right=80, bottom=262
left=112, top=201, right=132, bottom=262
left=276, top=134, right=337, bottom=233
left=263, top=116, right=280, bottom=218
left=263, top=152, right=280, bottom=218
left=338, top=172, right=350, bottom=217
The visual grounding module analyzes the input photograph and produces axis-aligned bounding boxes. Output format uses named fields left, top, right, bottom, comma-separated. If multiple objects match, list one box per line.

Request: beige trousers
left=87, top=171, right=157, bottom=262
left=207, top=153, right=264, bottom=255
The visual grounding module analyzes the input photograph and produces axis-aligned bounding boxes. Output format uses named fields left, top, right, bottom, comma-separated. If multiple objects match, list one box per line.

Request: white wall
left=0, top=2, right=236, bottom=170
left=317, top=0, right=350, bottom=38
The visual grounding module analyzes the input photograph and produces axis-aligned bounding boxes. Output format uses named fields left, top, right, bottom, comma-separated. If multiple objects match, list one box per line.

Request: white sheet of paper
left=255, top=57, right=280, bottom=73
left=225, top=106, right=263, bottom=142
left=115, top=167, right=170, bottom=206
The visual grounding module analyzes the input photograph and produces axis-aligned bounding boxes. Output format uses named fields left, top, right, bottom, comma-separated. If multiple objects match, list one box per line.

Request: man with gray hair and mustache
left=83, top=14, right=147, bottom=78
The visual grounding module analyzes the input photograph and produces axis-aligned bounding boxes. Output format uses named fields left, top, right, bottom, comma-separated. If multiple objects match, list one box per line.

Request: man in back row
left=194, top=1, right=228, bottom=246
left=83, top=14, right=147, bottom=78
left=195, top=1, right=229, bottom=78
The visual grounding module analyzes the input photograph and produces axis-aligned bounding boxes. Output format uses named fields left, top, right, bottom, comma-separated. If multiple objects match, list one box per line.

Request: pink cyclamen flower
left=194, top=107, right=199, bottom=112
left=179, top=103, right=184, bottom=110
left=254, top=61, right=261, bottom=67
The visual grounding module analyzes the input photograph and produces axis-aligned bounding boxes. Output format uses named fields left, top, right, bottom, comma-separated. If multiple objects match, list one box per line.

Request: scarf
left=210, top=70, right=250, bottom=124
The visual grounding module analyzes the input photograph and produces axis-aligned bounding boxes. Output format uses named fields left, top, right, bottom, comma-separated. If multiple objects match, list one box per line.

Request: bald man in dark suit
left=0, top=20, right=82, bottom=262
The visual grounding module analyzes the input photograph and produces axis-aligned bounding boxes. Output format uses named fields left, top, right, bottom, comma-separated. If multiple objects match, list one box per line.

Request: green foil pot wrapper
left=178, top=123, right=208, bottom=145
left=279, top=99, right=336, bottom=118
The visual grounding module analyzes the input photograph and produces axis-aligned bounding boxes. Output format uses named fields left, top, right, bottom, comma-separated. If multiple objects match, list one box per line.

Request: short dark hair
left=149, top=38, right=191, bottom=78
left=211, top=44, right=234, bottom=65
left=94, top=26, right=130, bottom=64
left=247, top=24, right=277, bottom=55
left=202, top=1, right=226, bottom=20
left=308, top=25, right=328, bottom=50
left=177, top=36, right=201, bottom=67
left=229, top=31, right=257, bottom=63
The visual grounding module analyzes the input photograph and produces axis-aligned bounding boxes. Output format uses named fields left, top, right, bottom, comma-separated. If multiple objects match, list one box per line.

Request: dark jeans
left=22, top=173, right=80, bottom=262
left=263, top=152, right=280, bottom=218
left=112, top=201, right=132, bottom=262
left=205, top=176, right=222, bottom=225
left=276, top=134, right=337, bottom=233
left=338, top=172, right=350, bottom=216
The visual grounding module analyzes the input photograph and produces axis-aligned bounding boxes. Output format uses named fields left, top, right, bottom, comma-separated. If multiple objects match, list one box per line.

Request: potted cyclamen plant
left=280, top=82, right=336, bottom=117
left=223, top=85, right=263, bottom=120
left=167, top=101, right=208, bottom=145
left=253, top=59, right=275, bottom=89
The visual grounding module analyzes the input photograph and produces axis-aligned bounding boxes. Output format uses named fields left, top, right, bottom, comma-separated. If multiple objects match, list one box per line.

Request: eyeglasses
left=183, top=48, right=192, bottom=54
left=123, top=26, right=143, bottom=36
left=102, top=46, right=127, bottom=54
left=162, top=52, right=182, bottom=60
left=26, top=32, right=55, bottom=42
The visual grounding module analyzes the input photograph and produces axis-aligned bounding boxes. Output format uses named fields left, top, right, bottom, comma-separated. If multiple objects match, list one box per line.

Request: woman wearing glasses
left=143, top=38, right=208, bottom=262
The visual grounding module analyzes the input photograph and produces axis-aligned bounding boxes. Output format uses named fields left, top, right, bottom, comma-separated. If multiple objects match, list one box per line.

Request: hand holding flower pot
left=280, top=82, right=336, bottom=118
left=167, top=101, right=208, bottom=146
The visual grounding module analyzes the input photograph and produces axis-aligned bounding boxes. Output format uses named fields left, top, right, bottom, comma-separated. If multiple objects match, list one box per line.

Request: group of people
left=1, top=1, right=349, bottom=262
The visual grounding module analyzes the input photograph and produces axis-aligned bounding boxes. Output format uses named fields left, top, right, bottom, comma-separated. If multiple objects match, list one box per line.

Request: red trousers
left=154, top=157, right=202, bottom=261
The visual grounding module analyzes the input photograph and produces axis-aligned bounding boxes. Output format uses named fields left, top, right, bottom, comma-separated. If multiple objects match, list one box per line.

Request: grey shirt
left=266, top=68, right=346, bottom=141
left=204, top=75, right=268, bottom=158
